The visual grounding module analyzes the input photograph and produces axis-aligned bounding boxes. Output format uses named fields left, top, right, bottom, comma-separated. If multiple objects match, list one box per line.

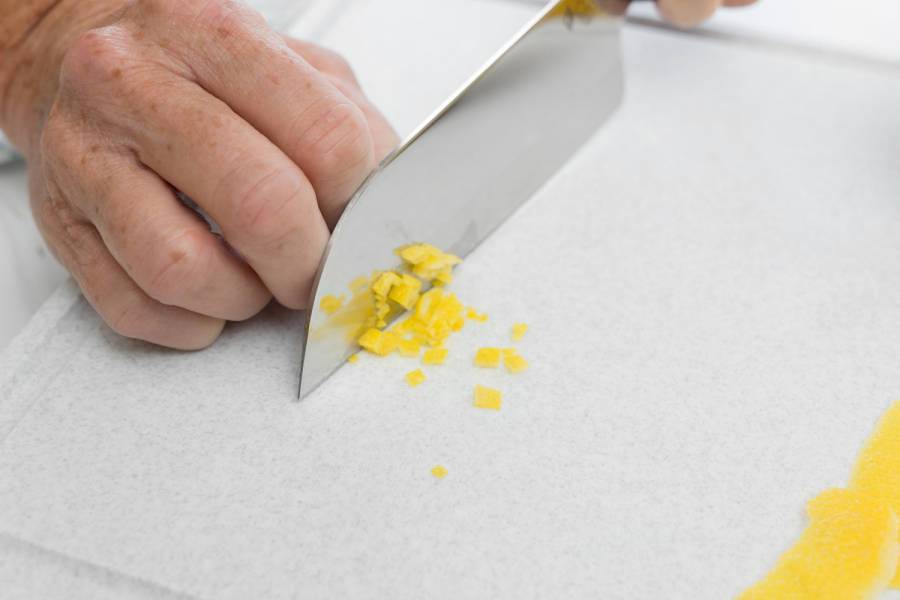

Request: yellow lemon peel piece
left=405, top=369, right=426, bottom=387
left=473, top=385, right=502, bottom=410
left=422, top=347, right=448, bottom=366
left=431, top=465, right=448, bottom=479
left=738, top=488, right=900, bottom=600
left=474, top=347, right=501, bottom=368
left=850, top=402, right=900, bottom=587
left=396, top=243, right=462, bottom=282
left=371, top=271, right=401, bottom=297
left=511, top=323, right=528, bottom=342
left=388, top=274, right=422, bottom=310
left=466, top=307, right=488, bottom=322
left=319, top=294, right=344, bottom=315
left=398, top=338, right=421, bottom=358
left=503, top=351, right=528, bottom=374
left=347, top=354, right=359, bottom=364
left=357, top=328, right=399, bottom=357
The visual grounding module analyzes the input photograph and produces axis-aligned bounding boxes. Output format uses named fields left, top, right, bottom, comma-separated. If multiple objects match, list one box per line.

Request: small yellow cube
left=434, top=268, right=453, bottom=285
left=405, top=369, right=426, bottom=387
left=388, top=274, right=422, bottom=309
left=474, top=347, right=501, bottom=368
left=473, top=385, right=502, bottom=410
left=371, top=271, right=401, bottom=297
left=398, top=338, right=421, bottom=358
left=431, top=465, right=448, bottom=479
left=503, top=352, right=528, bottom=374
left=422, top=347, right=448, bottom=365
left=358, top=328, right=398, bottom=356
left=511, top=323, right=528, bottom=341
left=466, top=307, right=488, bottom=322
left=319, top=294, right=344, bottom=315
left=347, top=354, right=359, bottom=364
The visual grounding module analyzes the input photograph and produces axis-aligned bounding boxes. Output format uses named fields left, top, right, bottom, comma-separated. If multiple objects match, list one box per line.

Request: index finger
left=135, top=0, right=377, bottom=227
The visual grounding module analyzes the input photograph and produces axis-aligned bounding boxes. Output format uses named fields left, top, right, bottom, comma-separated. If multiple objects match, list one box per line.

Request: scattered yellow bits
left=398, top=337, right=421, bottom=358
left=466, top=307, right=488, bottom=322
left=850, top=402, right=900, bottom=586
left=511, top=323, right=528, bottom=341
left=347, top=354, right=359, bottom=364
left=431, top=465, right=448, bottom=479
left=474, top=347, right=501, bottom=368
left=396, top=243, right=462, bottom=282
left=319, top=294, right=344, bottom=315
left=405, top=369, right=426, bottom=387
left=355, top=244, right=467, bottom=357
left=738, top=488, right=899, bottom=600
left=405, top=288, right=466, bottom=348
left=422, top=347, right=448, bottom=366
left=473, top=385, right=502, bottom=410
left=357, top=328, right=400, bottom=357
left=502, top=350, right=529, bottom=374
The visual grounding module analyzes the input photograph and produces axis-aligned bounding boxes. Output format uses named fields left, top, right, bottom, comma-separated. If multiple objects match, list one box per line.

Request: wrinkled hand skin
left=0, top=0, right=399, bottom=350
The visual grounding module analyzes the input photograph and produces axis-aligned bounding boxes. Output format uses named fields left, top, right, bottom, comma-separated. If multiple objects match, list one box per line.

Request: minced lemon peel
left=347, top=354, right=359, bottom=364
left=466, top=307, right=488, bottom=322
left=357, top=328, right=400, bottom=357
left=396, top=243, right=461, bottom=282
left=474, top=385, right=502, bottom=410
left=398, top=338, right=421, bottom=358
left=353, top=244, right=465, bottom=358
left=738, top=488, right=899, bottom=600
left=474, top=347, right=501, bottom=368
left=319, top=294, right=344, bottom=315
left=431, top=465, right=448, bottom=479
left=405, top=369, right=426, bottom=387
left=511, top=323, right=528, bottom=341
left=422, top=347, right=448, bottom=366
left=503, top=350, right=528, bottom=374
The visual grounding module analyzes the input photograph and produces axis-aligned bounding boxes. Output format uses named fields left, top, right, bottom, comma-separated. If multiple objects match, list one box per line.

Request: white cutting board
left=3, top=1, right=900, bottom=598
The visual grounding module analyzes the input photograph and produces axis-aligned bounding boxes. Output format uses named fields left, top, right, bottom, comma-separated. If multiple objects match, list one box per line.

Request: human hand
left=0, top=0, right=397, bottom=349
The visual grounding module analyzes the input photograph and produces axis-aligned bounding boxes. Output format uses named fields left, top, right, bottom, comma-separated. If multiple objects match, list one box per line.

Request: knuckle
left=194, top=0, right=262, bottom=38
left=61, top=28, right=131, bottom=92
left=142, top=229, right=209, bottom=305
left=302, top=102, right=373, bottom=180
left=315, top=49, right=355, bottom=81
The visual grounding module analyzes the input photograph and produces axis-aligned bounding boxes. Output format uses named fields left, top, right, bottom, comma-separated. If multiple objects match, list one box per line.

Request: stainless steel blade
left=298, top=0, right=624, bottom=398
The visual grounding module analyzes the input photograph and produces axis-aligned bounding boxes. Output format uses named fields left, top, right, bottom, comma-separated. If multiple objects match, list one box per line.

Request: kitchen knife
left=298, top=0, right=624, bottom=398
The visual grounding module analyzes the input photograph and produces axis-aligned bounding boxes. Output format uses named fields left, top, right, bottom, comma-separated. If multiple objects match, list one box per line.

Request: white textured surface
left=0, top=163, right=67, bottom=349
left=631, top=0, right=900, bottom=64
left=3, top=12, right=900, bottom=599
